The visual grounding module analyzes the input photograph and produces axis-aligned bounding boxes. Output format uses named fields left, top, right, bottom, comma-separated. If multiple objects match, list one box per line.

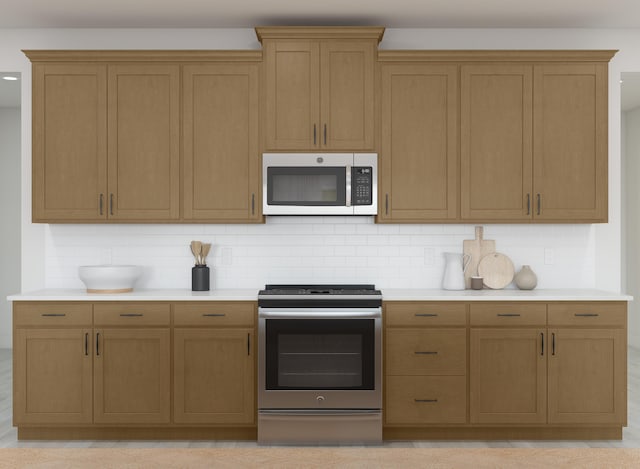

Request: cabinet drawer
left=386, top=329, right=466, bottom=375
left=173, top=302, right=255, bottom=327
left=13, top=302, right=92, bottom=327
left=385, top=302, right=467, bottom=326
left=470, top=303, right=546, bottom=326
left=93, top=303, right=170, bottom=326
left=385, top=376, right=467, bottom=424
left=548, top=302, right=626, bottom=327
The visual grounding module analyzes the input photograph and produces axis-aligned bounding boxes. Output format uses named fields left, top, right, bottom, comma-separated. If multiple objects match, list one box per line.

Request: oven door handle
left=258, top=310, right=381, bottom=319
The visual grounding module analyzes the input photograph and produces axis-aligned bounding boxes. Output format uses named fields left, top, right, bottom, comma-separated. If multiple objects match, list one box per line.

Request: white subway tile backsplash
left=44, top=222, right=596, bottom=290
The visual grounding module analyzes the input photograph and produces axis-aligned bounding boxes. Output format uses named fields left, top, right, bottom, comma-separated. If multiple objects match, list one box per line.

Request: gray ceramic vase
left=514, top=265, right=537, bottom=290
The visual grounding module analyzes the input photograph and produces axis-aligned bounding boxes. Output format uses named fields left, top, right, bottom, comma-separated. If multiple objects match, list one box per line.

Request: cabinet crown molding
left=377, top=49, right=617, bottom=62
left=255, top=26, right=385, bottom=43
left=22, top=50, right=263, bottom=62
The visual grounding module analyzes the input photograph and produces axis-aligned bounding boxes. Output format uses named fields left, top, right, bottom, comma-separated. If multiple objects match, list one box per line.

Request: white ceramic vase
left=514, top=265, right=537, bottom=290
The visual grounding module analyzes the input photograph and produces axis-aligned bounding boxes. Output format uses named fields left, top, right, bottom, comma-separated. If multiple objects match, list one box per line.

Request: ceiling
left=2, top=0, right=640, bottom=28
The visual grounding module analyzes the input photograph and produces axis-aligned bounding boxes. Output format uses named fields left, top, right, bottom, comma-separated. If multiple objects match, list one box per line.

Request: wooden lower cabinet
left=470, top=328, right=547, bottom=424
left=173, top=328, right=254, bottom=424
left=548, top=328, right=626, bottom=424
left=386, top=376, right=466, bottom=424
left=14, top=328, right=93, bottom=425
left=93, top=328, right=171, bottom=424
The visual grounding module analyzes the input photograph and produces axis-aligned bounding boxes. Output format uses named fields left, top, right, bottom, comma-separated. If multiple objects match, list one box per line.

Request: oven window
left=265, top=319, right=375, bottom=390
left=267, top=167, right=346, bottom=206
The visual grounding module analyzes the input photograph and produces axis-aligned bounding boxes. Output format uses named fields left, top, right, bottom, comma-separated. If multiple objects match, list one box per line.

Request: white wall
left=624, top=107, right=640, bottom=347
left=0, top=107, right=21, bottom=348
left=1, top=27, right=639, bottom=345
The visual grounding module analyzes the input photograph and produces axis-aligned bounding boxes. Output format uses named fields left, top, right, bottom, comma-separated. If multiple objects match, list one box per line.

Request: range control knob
left=317, top=395, right=325, bottom=403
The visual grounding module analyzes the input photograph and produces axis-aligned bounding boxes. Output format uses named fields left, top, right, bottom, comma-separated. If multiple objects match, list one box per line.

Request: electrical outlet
left=424, top=247, right=435, bottom=266
left=221, top=248, right=232, bottom=266
left=544, top=248, right=554, bottom=265
left=100, top=248, right=112, bottom=265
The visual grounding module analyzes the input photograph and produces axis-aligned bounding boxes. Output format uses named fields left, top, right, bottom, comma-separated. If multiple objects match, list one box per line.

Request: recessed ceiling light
left=2, top=76, right=18, bottom=81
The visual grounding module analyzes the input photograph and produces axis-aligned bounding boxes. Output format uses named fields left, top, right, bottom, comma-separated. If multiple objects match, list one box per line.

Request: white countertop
left=6, top=288, right=632, bottom=302
left=382, top=289, right=632, bottom=302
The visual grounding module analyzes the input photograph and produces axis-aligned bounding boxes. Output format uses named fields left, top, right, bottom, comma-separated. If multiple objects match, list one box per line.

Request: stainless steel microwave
left=262, top=153, right=378, bottom=215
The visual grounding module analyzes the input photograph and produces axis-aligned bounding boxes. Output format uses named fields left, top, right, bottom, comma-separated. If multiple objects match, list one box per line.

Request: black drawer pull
left=415, top=399, right=438, bottom=403
left=202, top=313, right=226, bottom=317
left=41, top=313, right=66, bottom=317
left=574, top=313, right=599, bottom=317
left=497, top=313, right=521, bottom=317
left=119, top=313, right=143, bottom=317
left=415, top=351, right=438, bottom=355
left=415, top=313, right=438, bottom=317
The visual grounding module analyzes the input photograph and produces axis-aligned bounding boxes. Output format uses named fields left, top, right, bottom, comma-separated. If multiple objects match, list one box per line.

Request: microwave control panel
left=352, top=167, right=373, bottom=206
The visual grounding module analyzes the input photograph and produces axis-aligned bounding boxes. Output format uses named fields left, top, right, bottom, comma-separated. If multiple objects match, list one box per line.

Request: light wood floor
left=1, top=348, right=639, bottom=449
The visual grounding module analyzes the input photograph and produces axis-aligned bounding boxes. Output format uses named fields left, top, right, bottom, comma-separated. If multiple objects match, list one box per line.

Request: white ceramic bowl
left=78, top=265, right=143, bottom=293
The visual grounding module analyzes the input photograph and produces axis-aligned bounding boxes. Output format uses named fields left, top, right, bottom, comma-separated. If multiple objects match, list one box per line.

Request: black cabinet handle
left=323, top=124, right=327, bottom=145
left=251, top=194, right=255, bottom=215
left=415, top=399, right=438, bottom=403
left=385, top=194, right=389, bottom=215
left=85, top=332, right=89, bottom=356
left=119, top=313, right=143, bottom=317
left=526, top=193, right=530, bottom=215
left=541, top=332, right=544, bottom=356
left=96, top=332, right=100, bottom=357
left=41, top=313, right=66, bottom=317
left=552, top=332, right=556, bottom=356
left=99, top=194, right=104, bottom=215
left=202, top=313, right=226, bottom=317
left=574, top=313, right=599, bottom=317
left=497, top=313, right=521, bottom=317
left=537, top=193, right=541, bottom=215
left=247, top=333, right=251, bottom=356
left=110, top=193, right=114, bottom=216
left=313, top=124, right=316, bottom=145
left=415, top=313, right=438, bottom=317
left=415, top=351, right=438, bottom=355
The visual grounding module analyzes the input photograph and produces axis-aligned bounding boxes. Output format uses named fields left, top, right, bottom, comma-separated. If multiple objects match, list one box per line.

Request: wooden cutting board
left=478, top=252, right=515, bottom=289
left=463, top=226, right=496, bottom=289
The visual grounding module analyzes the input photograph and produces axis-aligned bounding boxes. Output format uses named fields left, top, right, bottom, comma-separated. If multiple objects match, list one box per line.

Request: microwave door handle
left=346, top=166, right=352, bottom=207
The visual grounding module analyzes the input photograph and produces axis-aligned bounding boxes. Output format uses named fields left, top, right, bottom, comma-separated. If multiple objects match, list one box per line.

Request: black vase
left=192, top=265, right=210, bottom=291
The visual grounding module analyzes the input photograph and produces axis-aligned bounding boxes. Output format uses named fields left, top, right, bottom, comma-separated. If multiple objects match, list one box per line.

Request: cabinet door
left=174, top=329, right=254, bottom=424
left=320, top=41, right=375, bottom=150
left=183, top=64, right=261, bottom=222
left=548, top=328, right=626, bottom=424
left=107, top=65, right=180, bottom=220
left=14, top=328, right=92, bottom=424
left=32, top=64, right=107, bottom=221
left=461, top=65, right=533, bottom=221
left=379, top=64, right=458, bottom=221
left=470, top=328, right=546, bottom=424
left=264, top=41, right=320, bottom=150
left=533, top=64, right=608, bottom=222
left=94, top=328, right=170, bottom=424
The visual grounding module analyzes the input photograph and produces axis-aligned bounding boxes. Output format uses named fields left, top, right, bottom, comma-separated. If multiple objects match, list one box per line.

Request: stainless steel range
left=257, top=284, right=382, bottom=445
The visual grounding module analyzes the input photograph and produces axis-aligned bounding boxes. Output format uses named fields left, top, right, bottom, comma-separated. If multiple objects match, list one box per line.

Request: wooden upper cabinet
left=107, top=65, right=180, bottom=220
left=32, top=64, right=107, bottom=221
left=183, top=63, right=261, bottom=222
left=379, top=62, right=458, bottom=222
left=533, top=64, right=608, bottom=222
left=258, top=27, right=383, bottom=151
left=461, top=65, right=533, bottom=221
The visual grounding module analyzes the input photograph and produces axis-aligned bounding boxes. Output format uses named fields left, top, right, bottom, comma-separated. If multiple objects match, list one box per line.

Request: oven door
left=258, top=308, right=382, bottom=410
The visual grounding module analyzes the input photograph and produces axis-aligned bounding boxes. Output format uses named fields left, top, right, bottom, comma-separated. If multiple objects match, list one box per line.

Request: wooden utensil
left=201, top=243, right=211, bottom=265
left=478, top=252, right=515, bottom=289
left=191, top=240, right=202, bottom=265
left=463, top=226, right=496, bottom=289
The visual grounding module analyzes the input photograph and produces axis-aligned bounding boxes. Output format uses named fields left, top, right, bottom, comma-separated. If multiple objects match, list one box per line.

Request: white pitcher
left=442, top=252, right=471, bottom=290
